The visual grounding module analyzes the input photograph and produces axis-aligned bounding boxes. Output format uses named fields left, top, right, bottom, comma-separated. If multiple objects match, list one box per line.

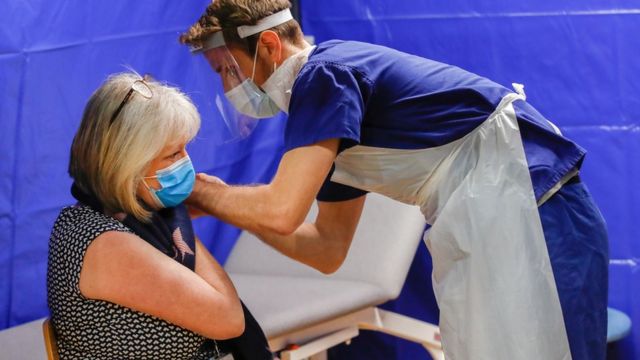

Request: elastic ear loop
left=251, top=34, right=280, bottom=81
left=251, top=36, right=260, bottom=81
left=141, top=177, right=164, bottom=208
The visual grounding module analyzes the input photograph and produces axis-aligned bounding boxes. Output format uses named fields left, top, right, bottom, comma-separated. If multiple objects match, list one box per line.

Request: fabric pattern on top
left=47, top=205, right=222, bottom=360
left=71, top=183, right=199, bottom=272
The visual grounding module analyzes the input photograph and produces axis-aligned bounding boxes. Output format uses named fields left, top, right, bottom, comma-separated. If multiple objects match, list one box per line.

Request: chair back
left=225, top=193, right=427, bottom=300
left=42, top=318, right=59, bottom=360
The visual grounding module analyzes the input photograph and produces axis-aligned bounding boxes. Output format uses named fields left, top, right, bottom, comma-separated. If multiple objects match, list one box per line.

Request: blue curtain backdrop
left=0, top=1, right=638, bottom=359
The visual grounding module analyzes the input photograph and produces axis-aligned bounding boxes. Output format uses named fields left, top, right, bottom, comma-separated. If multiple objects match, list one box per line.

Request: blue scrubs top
left=285, top=40, right=586, bottom=202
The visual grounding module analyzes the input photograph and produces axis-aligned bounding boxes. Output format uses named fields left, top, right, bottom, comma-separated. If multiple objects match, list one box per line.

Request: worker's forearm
left=189, top=180, right=349, bottom=273
left=256, top=222, right=348, bottom=274
left=189, top=139, right=339, bottom=237
left=189, top=181, right=285, bottom=235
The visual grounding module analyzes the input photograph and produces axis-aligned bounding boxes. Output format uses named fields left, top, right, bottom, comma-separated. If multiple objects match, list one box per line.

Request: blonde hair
left=180, top=0, right=303, bottom=55
left=69, top=72, right=200, bottom=221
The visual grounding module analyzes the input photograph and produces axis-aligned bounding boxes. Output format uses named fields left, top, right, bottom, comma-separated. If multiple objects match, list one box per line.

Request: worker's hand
left=186, top=173, right=228, bottom=219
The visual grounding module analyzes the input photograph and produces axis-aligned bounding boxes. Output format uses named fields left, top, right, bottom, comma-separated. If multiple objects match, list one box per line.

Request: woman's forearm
left=194, top=238, right=239, bottom=299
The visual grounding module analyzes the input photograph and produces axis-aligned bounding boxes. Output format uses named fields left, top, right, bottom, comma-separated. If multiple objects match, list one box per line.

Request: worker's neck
left=279, top=39, right=312, bottom=65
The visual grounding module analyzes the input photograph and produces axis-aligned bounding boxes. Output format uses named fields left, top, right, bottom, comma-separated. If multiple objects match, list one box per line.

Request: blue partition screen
left=0, top=1, right=638, bottom=359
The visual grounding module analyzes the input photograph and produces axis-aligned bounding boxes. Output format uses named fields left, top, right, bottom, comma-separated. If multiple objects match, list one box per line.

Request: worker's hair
left=180, top=0, right=304, bottom=55
left=69, top=72, right=200, bottom=222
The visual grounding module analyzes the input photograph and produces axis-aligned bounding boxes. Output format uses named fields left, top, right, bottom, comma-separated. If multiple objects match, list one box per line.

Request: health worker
left=180, top=1, right=608, bottom=359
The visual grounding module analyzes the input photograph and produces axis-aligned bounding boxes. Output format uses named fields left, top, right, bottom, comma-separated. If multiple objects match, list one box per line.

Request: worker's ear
left=257, top=30, right=282, bottom=64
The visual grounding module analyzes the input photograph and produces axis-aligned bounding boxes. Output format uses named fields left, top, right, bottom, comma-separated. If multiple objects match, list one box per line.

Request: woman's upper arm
left=193, top=237, right=239, bottom=300
left=79, top=230, right=244, bottom=339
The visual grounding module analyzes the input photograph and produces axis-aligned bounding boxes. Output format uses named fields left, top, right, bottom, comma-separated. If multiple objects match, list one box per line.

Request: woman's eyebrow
left=162, top=144, right=184, bottom=156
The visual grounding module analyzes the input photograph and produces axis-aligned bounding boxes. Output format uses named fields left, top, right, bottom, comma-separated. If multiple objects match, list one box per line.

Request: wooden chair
left=42, top=318, right=59, bottom=360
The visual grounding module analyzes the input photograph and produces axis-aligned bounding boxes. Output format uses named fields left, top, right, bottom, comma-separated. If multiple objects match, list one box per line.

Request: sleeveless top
left=47, top=204, right=223, bottom=360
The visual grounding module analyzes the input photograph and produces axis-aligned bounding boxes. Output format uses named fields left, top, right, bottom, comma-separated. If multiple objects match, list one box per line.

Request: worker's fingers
left=196, top=172, right=227, bottom=186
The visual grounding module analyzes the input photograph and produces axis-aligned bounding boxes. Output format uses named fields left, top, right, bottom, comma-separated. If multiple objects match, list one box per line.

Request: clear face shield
left=191, top=32, right=267, bottom=143
left=190, top=9, right=294, bottom=143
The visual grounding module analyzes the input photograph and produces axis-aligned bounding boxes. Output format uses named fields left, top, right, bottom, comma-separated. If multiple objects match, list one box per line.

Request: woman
left=47, top=72, right=273, bottom=359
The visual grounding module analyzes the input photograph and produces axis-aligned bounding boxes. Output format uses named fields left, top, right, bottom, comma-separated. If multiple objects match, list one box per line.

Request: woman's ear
left=258, top=30, right=282, bottom=63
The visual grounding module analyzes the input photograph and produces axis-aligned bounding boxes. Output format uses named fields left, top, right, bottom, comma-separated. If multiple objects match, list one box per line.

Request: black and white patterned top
left=47, top=205, right=222, bottom=360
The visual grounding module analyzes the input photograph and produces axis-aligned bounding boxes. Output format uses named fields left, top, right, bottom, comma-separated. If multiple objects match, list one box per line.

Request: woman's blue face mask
left=143, top=156, right=195, bottom=208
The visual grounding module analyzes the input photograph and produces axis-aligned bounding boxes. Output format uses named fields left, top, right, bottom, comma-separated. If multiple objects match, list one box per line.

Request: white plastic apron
left=331, top=86, right=571, bottom=360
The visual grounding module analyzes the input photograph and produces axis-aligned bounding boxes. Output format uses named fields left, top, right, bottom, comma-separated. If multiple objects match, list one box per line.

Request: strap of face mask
left=251, top=35, right=261, bottom=81
left=248, top=34, right=280, bottom=81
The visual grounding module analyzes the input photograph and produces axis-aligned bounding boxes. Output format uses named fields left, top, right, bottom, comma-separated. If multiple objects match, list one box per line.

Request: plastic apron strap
left=425, top=84, right=572, bottom=360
